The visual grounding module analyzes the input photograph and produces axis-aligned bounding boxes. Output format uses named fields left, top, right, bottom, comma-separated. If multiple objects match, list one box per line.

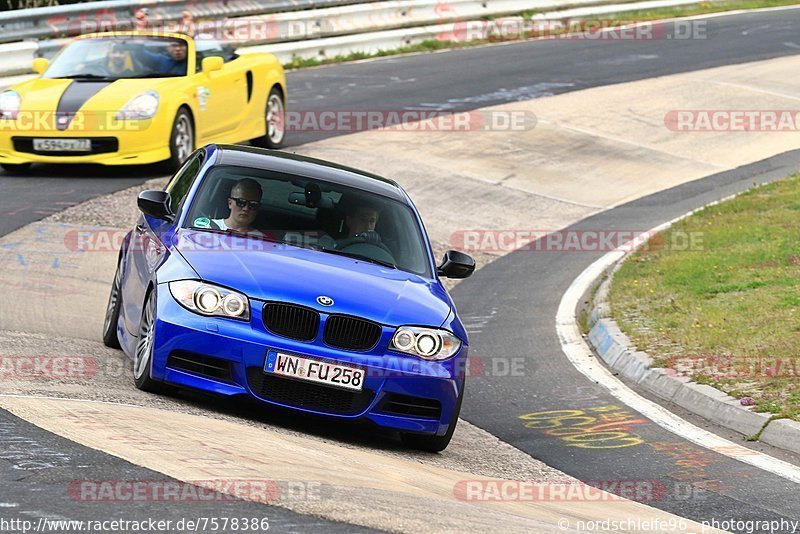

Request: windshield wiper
left=316, top=247, right=397, bottom=269
left=54, top=74, right=115, bottom=81
left=123, top=73, right=181, bottom=79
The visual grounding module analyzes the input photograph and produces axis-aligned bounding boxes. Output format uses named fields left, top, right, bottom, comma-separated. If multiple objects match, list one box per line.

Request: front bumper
left=0, top=115, right=170, bottom=165
left=149, top=285, right=466, bottom=436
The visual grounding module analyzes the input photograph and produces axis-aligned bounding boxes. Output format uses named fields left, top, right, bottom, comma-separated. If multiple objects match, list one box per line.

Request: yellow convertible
left=0, top=31, right=286, bottom=172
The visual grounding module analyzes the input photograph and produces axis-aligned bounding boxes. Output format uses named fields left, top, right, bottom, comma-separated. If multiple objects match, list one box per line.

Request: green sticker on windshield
left=193, top=217, right=211, bottom=228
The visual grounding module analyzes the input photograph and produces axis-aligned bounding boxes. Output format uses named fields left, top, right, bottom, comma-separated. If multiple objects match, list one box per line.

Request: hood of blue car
left=174, top=230, right=452, bottom=328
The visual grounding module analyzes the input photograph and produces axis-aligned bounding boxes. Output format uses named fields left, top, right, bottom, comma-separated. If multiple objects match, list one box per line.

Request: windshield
left=44, top=36, right=189, bottom=80
left=183, top=165, right=433, bottom=278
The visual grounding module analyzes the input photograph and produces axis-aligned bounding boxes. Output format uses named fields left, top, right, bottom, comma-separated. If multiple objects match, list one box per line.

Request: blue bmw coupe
left=103, top=144, right=475, bottom=451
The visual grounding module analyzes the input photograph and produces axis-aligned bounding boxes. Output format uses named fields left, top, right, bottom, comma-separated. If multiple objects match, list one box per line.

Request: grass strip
left=609, top=175, right=800, bottom=420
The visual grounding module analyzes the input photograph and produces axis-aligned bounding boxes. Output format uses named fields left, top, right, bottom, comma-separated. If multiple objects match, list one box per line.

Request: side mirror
left=137, top=190, right=174, bottom=221
left=201, top=56, right=223, bottom=73
left=437, top=250, right=475, bottom=279
left=32, top=58, right=49, bottom=75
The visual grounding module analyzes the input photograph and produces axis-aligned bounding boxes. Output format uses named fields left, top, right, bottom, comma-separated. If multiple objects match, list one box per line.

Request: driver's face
left=108, top=48, right=126, bottom=67
left=346, top=207, right=379, bottom=236
left=227, top=188, right=260, bottom=228
left=169, top=43, right=187, bottom=61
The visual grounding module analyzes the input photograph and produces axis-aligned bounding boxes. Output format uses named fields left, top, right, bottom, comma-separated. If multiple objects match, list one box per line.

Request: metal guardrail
left=243, top=0, right=705, bottom=63
left=0, top=0, right=708, bottom=82
left=0, top=0, right=372, bottom=43
left=0, top=0, right=587, bottom=72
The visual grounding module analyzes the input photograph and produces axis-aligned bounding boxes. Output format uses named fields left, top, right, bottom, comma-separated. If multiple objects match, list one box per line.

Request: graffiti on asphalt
left=519, top=404, right=648, bottom=449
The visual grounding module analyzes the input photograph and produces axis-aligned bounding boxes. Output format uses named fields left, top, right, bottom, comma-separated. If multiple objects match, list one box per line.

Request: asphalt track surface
left=2, top=8, right=800, bottom=532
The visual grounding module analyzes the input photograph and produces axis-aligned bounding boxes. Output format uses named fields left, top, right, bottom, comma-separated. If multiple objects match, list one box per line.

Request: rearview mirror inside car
left=437, top=250, right=475, bottom=279
left=288, top=191, right=334, bottom=209
left=137, top=190, right=174, bottom=221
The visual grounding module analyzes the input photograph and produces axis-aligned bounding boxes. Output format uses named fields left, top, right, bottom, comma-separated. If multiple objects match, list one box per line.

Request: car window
left=184, top=165, right=433, bottom=278
left=165, top=152, right=203, bottom=214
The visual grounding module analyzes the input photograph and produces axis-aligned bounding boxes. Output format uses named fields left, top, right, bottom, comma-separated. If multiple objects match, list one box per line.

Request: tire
left=401, top=385, right=464, bottom=453
left=160, top=108, right=194, bottom=174
left=101, top=258, right=123, bottom=349
left=251, top=86, right=285, bottom=149
left=133, top=291, right=164, bottom=393
left=1, top=163, right=32, bottom=174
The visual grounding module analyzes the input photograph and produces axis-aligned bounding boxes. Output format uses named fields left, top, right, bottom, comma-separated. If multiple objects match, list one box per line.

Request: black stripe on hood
left=55, top=80, right=112, bottom=131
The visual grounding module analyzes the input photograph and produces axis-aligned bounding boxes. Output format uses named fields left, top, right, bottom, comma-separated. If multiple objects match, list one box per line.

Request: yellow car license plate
left=33, top=138, right=91, bottom=152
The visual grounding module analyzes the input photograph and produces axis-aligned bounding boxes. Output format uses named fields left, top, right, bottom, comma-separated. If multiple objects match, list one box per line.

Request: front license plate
left=33, top=138, right=91, bottom=152
left=264, top=350, right=364, bottom=392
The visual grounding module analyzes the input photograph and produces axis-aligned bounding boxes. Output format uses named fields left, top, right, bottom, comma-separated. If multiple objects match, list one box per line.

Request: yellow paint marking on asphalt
left=0, top=396, right=725, bottom=533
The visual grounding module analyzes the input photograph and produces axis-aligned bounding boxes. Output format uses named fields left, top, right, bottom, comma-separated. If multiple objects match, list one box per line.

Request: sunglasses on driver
left=229, top=197, right=260, bottom=210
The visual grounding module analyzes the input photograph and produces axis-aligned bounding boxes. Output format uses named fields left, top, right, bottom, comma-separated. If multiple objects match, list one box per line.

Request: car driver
left=193, top=178, right=269, bottom=238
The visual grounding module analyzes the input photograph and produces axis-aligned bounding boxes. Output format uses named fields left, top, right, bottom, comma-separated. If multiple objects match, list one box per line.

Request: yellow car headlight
left=0, top=90, right=21, bottom=120
left=117, top=91, right=159, bottom=120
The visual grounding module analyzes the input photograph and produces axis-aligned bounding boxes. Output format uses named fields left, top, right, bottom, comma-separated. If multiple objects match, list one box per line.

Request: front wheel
left=251, top=87, right=285, bottom=149
left=160, top=109, right=194, bottom=173
left=133, top=291, right=164, bottom=392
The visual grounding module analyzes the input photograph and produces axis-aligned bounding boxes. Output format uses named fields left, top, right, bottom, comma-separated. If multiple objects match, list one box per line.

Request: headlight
left=390, top=326, right=461, bottom=360
left=0, top=90, right=20, bottom=120
left=116, top=91, right=159, bottom=120
left=169, top=280, right=250, bottom=320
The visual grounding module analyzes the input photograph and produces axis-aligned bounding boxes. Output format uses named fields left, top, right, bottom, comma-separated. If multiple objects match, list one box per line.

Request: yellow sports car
left=0, top=31, right=286, bottom=172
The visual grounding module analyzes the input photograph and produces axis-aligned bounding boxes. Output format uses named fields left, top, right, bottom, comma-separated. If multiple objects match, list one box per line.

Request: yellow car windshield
left=44, top=37, right=188, bottom=80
